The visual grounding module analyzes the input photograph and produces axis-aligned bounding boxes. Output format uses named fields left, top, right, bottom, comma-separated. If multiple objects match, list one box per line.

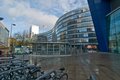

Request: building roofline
left=0, top=22, right=9, bottom=32
left=55, top=7, right=89, bottom=25
left=5, top=27, right=9, bottom=32
left=38, top=7, right=89, bottom=35
left=106, top=6, right=120, bottom=16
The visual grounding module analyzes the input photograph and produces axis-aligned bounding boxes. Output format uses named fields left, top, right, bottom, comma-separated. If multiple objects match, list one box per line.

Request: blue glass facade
left=107, top=8, right=120, bottom=53
left=87, top=0, right=111, bottom=52
left=55, top=8, right=98, bottom=50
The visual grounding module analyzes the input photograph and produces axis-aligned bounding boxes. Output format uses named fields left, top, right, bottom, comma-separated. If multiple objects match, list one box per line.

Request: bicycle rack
left=0, top=58, right=68, bottom=80
left=36, top=70, right=56, bottom=80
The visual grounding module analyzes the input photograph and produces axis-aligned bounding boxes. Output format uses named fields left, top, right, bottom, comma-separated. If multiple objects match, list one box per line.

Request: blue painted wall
left=87, top=0, right=111, bottom=52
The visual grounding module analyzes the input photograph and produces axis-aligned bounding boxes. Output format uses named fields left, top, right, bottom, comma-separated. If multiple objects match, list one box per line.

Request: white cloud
left=0, top=0, right=58, bottom=32
left=34, top=0, right=88, bottom=14
left=0, top=0, right=88, bottom=33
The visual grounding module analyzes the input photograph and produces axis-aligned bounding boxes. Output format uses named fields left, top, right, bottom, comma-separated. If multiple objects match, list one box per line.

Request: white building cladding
left=30, top=25, right=39, bottom=38
left=0, top=22, right=9, bottom=48
left=54, top=7, right=98, bottom=50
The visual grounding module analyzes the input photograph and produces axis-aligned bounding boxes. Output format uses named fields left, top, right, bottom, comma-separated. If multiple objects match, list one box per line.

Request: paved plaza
left=28, top=53, right=120, bottom=80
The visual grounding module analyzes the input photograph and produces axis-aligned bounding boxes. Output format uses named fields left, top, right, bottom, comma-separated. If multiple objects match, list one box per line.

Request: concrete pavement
left=16, top=53, right=120, bottom=80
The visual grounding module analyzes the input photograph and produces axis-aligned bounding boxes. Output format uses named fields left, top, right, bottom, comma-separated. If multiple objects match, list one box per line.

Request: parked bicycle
left=36, top=67, right=68, bottom=80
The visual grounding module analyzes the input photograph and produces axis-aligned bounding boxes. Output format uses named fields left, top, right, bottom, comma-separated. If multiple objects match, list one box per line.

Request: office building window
left=83, top=33, right=88, bottom=37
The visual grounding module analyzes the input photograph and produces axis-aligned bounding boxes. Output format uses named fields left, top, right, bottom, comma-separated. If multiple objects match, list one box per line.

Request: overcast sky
left=0, top=0, right=88, bottom=34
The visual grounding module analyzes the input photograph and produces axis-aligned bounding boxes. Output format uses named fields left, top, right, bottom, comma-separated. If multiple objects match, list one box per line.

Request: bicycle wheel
left=59, top=73, right=68, bottom=80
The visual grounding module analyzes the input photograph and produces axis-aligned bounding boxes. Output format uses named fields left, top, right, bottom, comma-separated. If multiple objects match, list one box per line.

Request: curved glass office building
left=55, top=8, right=98, bottom=50
left=40, top=28, right=57, bottom=42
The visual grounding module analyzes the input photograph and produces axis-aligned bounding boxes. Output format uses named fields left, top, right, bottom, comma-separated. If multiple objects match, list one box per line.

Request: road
left=18, top=53, right=120, bottom=80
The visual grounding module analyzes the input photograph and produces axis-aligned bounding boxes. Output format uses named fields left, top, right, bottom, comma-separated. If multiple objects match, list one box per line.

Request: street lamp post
left=10, top=24, right=16, bottom=57
left=0, top=17, right=3, bottom=55
left=10, top=24, right=16, bottom=38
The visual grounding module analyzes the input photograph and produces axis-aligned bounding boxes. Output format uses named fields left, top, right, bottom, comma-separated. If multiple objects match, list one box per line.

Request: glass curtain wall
left=32, top=43, right=70, bottom=55
left=108, top=8, right=120, bottom=53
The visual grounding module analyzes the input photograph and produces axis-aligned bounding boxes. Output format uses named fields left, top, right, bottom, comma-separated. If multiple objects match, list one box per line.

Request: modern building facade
left=41, top=29, right=53, bottom=42
left=40, top=28, right=57, bottom=42
left=32, top=34, right=47, bottom=42
left=32, top=8, right=98, bottom=55
left=32, top=42, right=70, bottom=55
left=55, top=8, right=98, bottom=51
left=87, top=0, right=111, bottom=52
left=87, top=0, right=120, bottom=53
left=0, top=22, right=9, bottom=54
left=107, top=7, right=120, bottom=53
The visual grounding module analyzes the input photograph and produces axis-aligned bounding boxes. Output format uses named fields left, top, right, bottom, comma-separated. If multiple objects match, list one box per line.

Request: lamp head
left=12, top=24, right=16, bottom=26
left=0, top=17, right=3, bottom=21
